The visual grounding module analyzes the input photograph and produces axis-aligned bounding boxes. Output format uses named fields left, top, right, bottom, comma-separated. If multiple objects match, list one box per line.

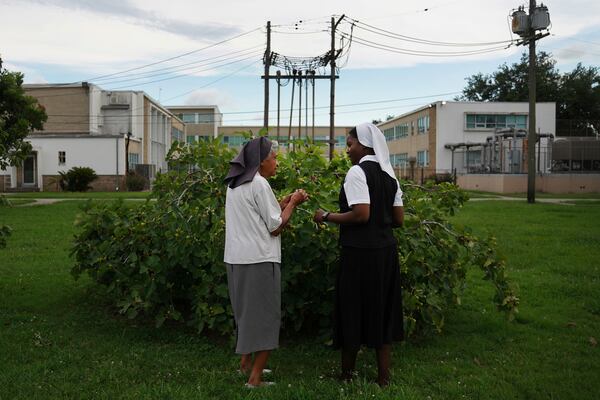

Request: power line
left=100, top=50, right=264, bottom=87
left=162, top=59, right=262, bottom=102
left=345, top=17, right=514, bottom=47
left=91, top=45, right=265, bottom=84
left=339, top=32, right=510, bottom=57
left=83, top=27, right=263, bottom=82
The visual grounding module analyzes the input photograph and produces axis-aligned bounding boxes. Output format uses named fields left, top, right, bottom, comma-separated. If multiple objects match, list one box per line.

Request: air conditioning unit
left=108, top=93, right=128, bottom=105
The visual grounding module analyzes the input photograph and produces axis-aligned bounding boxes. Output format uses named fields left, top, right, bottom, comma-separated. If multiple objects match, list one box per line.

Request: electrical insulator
left=531, top=4, right=550, bottom=30
left=511, top=7, right=529, bottom=36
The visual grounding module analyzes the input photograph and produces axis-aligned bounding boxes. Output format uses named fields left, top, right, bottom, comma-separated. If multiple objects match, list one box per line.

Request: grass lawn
left=466, top=190, right=600, bottom=199
left=1, top=199, right=36, bottom=206
left=0, top=201, right=599, bottom=399
left=1, top=191, right=152, bottom=199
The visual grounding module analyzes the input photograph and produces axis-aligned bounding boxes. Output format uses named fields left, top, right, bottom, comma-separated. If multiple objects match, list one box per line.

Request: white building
left=377, top=101, right=556, bottom=179
left=1, top=83, right=185, bottom=192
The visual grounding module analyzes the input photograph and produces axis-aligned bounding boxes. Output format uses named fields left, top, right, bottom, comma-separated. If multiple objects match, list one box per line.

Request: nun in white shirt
left=313, top=123, right=405, bottom=387
left=224, top=136, right=308, bottom=388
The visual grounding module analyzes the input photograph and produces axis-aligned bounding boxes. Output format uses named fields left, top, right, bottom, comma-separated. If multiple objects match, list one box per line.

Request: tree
left=0, top=58, right=47, bottom=169
left=558, top=63, right=600, bottom=122
left=0, top=58, right=47, bottom=248
left=457, top=52, right=600, bottom=128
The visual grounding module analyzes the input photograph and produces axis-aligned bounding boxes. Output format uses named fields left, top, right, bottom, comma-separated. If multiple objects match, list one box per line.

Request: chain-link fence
left=449, top=137, right=600, bottom=174
left=556, top=119, right=600, bottom=138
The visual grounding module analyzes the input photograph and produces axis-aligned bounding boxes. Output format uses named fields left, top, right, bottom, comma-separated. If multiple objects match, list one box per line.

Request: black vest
left=339, top=161, right=398, bottom=248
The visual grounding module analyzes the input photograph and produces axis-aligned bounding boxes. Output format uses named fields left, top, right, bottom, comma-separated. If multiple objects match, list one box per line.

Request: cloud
left=19, top=0, right=240, bottom=41
left=184, top=88, right=235, bottom=108
left=3, top=62, right=48, bottom=83
left=556, top=45, right=588, bottom=61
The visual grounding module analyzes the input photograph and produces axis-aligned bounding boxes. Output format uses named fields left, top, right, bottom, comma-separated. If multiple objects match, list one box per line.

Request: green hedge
left=71, top=137, right=518, bottom=337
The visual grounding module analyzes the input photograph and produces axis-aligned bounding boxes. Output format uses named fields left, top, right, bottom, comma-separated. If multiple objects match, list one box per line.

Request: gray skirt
left=226, top=262, right=281, bottom=354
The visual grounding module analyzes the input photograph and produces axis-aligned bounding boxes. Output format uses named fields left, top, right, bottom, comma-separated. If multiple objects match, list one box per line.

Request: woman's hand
left=313, top=209, right=326, bottom=223
left=290, top=189, right=308, bottom=205
left=270, top=189, right=309, bottom=237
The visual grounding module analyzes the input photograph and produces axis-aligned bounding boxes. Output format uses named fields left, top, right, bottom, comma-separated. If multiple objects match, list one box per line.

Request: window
left=466, top=114, right=528, bottom=129
left=128, top=153, right=139, bottom=170
left=197, top=114, right=214, bottom=123
left=384, top=127, right=395, bottom=141
left=396, top=123, right=409, bottom=138
left=182, top=113, right=196, bottom=123
left=221, top=136, right=247, bottom=147
left=58, top=151, right=66, bottom=165
left=417, top=116, right=430, bottom=134
left=390, top=153, right=408, bottom=167
left=171, top=127, right=184, bottom=142
left=417, top=150, right=429, bottom=166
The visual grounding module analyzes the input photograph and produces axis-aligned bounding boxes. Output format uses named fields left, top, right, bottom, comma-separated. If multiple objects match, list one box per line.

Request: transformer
left=511, top=8, right=529, bottom=36
left=531, top=4, right=551, bottom=30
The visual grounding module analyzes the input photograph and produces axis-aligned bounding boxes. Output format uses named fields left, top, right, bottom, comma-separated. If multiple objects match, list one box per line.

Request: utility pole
left=298, top=71, right=302, bottom=140
left=329, top=15, right=345, bottom=159
left=511, top=2, right=550, bottom=203
left=329, top=17, right=336, bottom=160
left=528, top=10, right=536, bottom=204
left=263, top=21, right=271, bottom=129
left=261, top=17, right=342, bottom=153
left=276, top=70, right=281, bottom=138
left=288, top=70, right=296, bottom=149
left=311, top=71, right=315, bottom=140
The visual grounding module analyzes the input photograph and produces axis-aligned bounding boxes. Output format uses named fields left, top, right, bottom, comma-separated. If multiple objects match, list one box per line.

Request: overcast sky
left=1, top=0, right=598, bottom=126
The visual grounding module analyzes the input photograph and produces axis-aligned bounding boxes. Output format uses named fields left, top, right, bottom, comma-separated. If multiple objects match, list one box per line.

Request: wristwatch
left=322, top=211, right=330, bottom=222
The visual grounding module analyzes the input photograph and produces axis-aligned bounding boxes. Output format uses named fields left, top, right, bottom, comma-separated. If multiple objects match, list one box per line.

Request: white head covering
left=355, top=122, right=397, bottom=180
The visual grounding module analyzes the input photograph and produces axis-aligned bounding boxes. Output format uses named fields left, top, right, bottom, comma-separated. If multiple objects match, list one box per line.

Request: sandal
left=238, top=368, right=272, bottom=375
left=244, top=381, right=276, bottom=388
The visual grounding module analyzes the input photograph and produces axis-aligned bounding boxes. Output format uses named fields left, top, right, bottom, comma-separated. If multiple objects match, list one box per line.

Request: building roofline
left=378, top=100, right=557, bottom=126
left=166, top=105, right=222, bottom=114
left=23, top=82, right=99, bottom=89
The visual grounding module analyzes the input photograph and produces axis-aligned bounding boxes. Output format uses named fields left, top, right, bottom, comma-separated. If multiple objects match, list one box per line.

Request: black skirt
left=333, top=244, right=404, bottom=350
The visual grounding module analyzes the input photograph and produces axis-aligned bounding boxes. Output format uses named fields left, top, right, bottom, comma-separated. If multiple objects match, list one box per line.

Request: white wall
left=89, top=84, right=102, bottom=134
left=435, top=102, right=556, bottom=173
left=28, top=137, right=125, bottom=182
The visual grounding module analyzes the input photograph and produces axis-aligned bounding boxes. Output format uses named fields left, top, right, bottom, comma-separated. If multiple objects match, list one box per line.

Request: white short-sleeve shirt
left=224, top=172, right=282, bottom=264
left=343, top=155, right=404, bottom=207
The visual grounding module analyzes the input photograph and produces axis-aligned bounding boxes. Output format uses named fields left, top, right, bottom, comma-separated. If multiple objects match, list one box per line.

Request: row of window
left=389, top=151, right=429, bottom=167
left=465, top=114, right=527, bottom=129
left=382, top=113, right=528, bottom=143
left=384, top=124, right=410, bottom=141
left=177, top=113, right=218, bottom=124
left=383, top=116, right=430, bottom=142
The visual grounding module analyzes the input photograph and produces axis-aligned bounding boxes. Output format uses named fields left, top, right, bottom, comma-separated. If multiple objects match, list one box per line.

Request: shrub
left=59, top=167, right=98, bottom=192
left=1, top=195, right=12, bottom=248
left=126, top=172, right=147, bottom=192
left=71, top=137, right=518, bottom=337
left=432, top=172, right=455, bottom=184
left=0, top=224, right=11, bottom=248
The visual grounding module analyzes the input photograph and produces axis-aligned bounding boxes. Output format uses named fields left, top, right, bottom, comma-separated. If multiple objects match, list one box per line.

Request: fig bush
left=71, top=137, right=518, bottom=337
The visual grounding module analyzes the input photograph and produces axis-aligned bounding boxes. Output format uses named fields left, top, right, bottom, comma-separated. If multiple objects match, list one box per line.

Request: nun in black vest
left=313, top=123, right=405, bottom=387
